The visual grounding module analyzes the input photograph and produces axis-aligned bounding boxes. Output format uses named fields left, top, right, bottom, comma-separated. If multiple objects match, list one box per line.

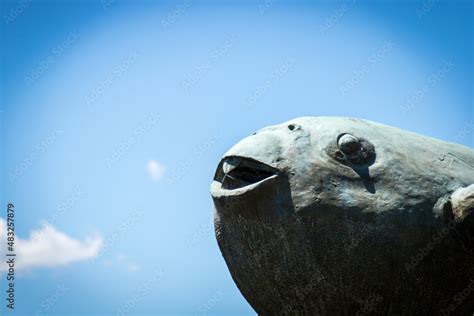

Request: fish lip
left=211, top=156, right=281, bottom=197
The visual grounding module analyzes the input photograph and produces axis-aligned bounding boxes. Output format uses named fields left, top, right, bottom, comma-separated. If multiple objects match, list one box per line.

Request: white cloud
left=0, top=218, right=102, bottom=272
left=147, top=159, right=166, bottom=182
left=102, top=253, right=140, bottom=273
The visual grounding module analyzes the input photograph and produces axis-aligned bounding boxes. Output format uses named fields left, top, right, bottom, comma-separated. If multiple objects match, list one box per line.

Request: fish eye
left=337, top=133, right=361, bottom=157
left=330, top=133, right=376, bottom=167
left=288, top=124, right=301, bottom=131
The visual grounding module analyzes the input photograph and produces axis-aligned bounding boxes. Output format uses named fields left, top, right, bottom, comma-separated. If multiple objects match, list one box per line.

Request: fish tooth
left=223, top=161, right=237, bottom=174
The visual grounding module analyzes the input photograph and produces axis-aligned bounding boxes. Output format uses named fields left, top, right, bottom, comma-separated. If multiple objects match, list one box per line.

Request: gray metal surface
left=211, top=117, right=474, bottom=315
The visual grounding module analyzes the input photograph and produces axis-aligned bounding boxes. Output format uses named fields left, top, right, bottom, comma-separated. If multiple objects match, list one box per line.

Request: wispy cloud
left=147, top=160, right=166, bottom=182
left=103, top=253, right=140, bottom=273
left=0, top=219, right=102, bottom=272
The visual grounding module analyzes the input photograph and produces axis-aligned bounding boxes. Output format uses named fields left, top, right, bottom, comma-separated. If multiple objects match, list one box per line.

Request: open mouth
left=214, top=156, right=280, bottom=190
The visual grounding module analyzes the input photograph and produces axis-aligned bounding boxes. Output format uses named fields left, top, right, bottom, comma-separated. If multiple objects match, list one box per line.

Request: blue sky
left=0, top=0, right=472, bottom=315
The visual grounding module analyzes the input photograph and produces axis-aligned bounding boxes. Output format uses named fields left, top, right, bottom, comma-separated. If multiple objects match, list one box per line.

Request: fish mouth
left=211, top=156, right=281, bottom=196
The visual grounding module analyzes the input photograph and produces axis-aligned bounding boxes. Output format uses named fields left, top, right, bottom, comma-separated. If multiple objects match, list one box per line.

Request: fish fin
left=451, top=185, right=474, bottom=222
left=447, top=185, right=474, bottom=251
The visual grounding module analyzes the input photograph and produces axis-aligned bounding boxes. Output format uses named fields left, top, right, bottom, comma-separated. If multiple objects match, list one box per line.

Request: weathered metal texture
left=210, top=117, right=474, bottom=315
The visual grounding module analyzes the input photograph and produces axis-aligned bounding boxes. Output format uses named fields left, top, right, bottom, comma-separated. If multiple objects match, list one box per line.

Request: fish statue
left=210, top=117, right=474, bottom=315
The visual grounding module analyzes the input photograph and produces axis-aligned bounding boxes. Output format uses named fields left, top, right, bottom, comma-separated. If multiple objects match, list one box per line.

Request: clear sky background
left=0, top=0, right=473, bottom=315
